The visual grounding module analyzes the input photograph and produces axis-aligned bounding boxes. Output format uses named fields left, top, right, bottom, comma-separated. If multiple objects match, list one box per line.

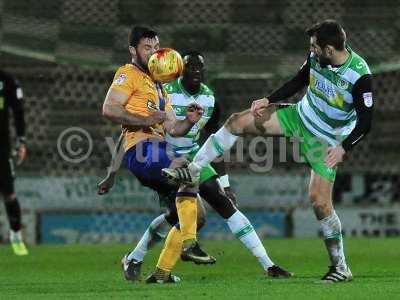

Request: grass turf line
left=0, top=238, right=399, bottom=300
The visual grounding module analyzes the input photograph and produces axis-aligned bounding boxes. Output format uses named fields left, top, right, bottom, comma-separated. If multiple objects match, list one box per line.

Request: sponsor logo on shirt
left=315, top=78, right=336, bottom=98
left=363, top=92, right=373, bottom=107
left=147, top=100, right=158, bottom=111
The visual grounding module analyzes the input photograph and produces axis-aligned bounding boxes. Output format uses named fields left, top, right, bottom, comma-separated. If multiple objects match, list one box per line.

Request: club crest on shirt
left=337, top=78, right=349, bottom=90
left=115, top=73, right=126, bottom=85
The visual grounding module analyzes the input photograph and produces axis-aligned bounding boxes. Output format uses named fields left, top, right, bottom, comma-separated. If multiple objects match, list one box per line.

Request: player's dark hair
left=182, top=51, right=204, bottom=60
left=128, top=26, right=158, bottom=47
left=306, top=20, right=346, bottom=51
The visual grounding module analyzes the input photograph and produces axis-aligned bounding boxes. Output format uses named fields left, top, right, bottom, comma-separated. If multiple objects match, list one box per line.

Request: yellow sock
left=157, top=227, right=183, bottom=272
left=176, top=192, right=197, bottom=242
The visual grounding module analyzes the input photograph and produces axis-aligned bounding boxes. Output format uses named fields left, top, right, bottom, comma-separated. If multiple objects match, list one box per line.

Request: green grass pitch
left=1, top=238, right=399, bottom=299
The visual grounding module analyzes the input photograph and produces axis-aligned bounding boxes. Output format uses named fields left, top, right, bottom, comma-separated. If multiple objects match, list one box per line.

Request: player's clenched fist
left=186, top=102, right=204, bottom=123
left=251, top=97, right=270, bottom=117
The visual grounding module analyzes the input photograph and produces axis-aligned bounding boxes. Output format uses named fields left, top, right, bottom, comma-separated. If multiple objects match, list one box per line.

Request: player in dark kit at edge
left=0, top=69, right=28, bottom=255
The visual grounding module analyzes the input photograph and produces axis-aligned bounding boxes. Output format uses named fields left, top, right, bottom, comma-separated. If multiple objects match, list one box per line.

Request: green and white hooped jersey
left=297, top=47, right=371, bottom=145
left=164, top=78, right=215, bottom=154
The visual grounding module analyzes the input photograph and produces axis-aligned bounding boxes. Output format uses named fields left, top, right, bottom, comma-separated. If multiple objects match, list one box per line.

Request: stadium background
left=0, top=0, right=399, bottom=245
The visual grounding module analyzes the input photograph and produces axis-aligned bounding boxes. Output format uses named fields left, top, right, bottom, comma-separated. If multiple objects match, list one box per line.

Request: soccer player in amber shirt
left=102, top=26, right=214, bottom=282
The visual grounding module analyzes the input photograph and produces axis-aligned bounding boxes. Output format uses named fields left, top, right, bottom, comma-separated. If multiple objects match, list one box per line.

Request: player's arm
left=342, top=75, right=373, bottom=151
left=97, top=133, right=124, bottom=195
left=8, top=75, right=27, bottom=165
left=325, top=74, right=373, bottom=168
left=164, top=103, right=204, bottom=137
left=251, top=55, right=310, bottom=116
left=102, top=88, right=165, bottom=126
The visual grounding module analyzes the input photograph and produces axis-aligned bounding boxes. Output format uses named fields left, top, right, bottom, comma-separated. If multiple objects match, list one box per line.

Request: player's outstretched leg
left=3, top=194, right=28, bottom=256
left=162, top=123, right=239, bottom=185
left=162, top=106, right=282, bottom=185
left=309, top=171, right=352, bottom=283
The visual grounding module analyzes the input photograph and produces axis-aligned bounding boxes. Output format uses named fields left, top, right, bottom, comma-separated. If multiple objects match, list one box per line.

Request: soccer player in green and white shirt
left=163, top=20, right=374, bottom=283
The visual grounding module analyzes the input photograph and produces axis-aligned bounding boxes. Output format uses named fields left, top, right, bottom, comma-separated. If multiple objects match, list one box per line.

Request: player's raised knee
left=225, top=112, right=244, bottom=135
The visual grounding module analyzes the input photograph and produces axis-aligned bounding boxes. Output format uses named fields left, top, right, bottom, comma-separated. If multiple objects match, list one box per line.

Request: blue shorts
left=124, top=138, right=179, bottom=211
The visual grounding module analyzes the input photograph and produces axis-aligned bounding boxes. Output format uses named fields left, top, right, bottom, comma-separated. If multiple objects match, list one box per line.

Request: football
left=148, top=48, right=184, bottom=83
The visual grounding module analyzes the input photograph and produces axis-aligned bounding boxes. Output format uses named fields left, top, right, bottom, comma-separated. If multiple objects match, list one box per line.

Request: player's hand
left=16, top=144, right=27, bottom=166
left=325, top=145, right=345, bottom=168
left=251, top=97, right=270, bottom=117
left=186, top=103, right=204, bottom=123
left=147, top=110, right=167, bottom=126
left=224, top=187, right=238, bottom=206
left=97, top=171, right=116, bottom=195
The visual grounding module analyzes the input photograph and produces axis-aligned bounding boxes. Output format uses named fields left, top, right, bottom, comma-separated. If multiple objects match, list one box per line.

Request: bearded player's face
left=309, top=36, right=331, bottom=66
left=134, top=37, right=160, bottom=71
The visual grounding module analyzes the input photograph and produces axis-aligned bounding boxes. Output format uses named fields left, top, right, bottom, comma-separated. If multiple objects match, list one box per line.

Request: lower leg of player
left=199, top=179, right=291, bottom=276
left=310, top=172, right=348, bottom=270
left=319, top=211, right=347, bottom=269
left=175, top=190, right=216, bottom=264
left=147, top=208, right=208, bottom=283
left=200, top=180, right=272, bottom=270
left=154, top=227, right=183, bottom=279
left=4, top=194, right=28, bottom=256
left=175, top=190, right=198, bottom=248
left=4, top=195, right=22, bottom=232
left=310, top=172, right=351, bottom=282
left=227, top=210, right=274, bottom=270
left=127, top=213, right=170, bottom=262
